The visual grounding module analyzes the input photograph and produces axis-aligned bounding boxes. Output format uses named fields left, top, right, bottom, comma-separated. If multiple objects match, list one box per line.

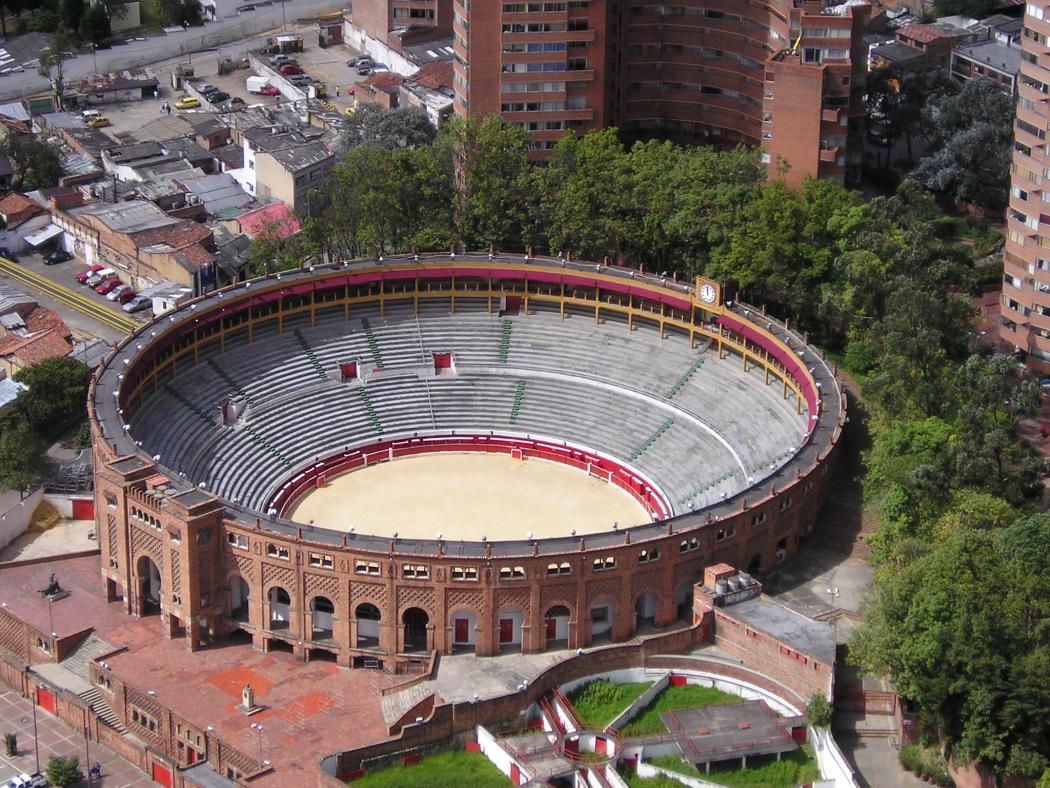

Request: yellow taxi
left=344, top=106, right=356, bottom=116
left=174, top=96, right=201, bottom=110
left=85, top=116, right=110, bottom=128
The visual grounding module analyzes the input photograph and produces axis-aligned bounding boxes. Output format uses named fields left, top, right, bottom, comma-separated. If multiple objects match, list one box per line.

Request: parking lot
left=84, top=37, right=376, bottom=142
left=4, top=250, right=147, bottom=343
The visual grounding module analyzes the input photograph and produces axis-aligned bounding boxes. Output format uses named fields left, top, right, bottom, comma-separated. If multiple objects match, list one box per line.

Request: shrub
left=3, top=732, right=15, bottom=756
left=805, top=694, right=833, bottom=728
left=899, top=746, right=923, bottom=774
left=46, top=755, right=84, bottom=788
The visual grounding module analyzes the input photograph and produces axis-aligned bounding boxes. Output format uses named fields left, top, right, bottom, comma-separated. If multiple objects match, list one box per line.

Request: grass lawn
left=348, top=750, right=509, bottom=787
left=619, top=684, right=740, bottom=737
left=619, top=770, right=684, bottom=788
left=648, top=745, right=820, bottom=788
left=567, top=679, right=653, bottom=728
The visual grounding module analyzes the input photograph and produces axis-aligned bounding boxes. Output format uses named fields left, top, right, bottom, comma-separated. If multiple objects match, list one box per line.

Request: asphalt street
left=0, top=0, right=346, bottom=102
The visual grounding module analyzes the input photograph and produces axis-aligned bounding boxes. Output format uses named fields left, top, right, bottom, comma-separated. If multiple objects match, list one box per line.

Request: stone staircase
left=78, top=686, right=128, bottom=734
left=59, top=634, right=114, bottom=682
left=59, top=634, right=128, bottom=735
left=379, top=682, right=434, bottom=726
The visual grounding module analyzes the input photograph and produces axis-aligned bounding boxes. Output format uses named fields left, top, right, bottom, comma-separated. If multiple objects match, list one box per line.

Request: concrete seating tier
left=127, top=301, right=808, bottom=517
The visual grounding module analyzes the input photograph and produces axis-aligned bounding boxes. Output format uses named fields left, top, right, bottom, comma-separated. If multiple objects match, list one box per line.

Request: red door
left=71, top=499, right=94, bottom=520
left=510, top=763, right=521, bottom=785
left=151, top=763, right=172, bottom=788
left=505, top=296, right=521, bottom=315
left=454, top=618, right=468, bottom=643
left=595, top=737, right=607, bottom=755
left=36, top=687, right=55, bottom=714
left=499, top=618, right=513, bottom=644
left=545, top=618, right=557, bottom=639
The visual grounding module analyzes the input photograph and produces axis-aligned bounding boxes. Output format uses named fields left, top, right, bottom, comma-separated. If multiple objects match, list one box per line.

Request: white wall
left=341, top=19, right=421, bottom=77
left=590, top=602, right=613, bottom=635
left=637, top=761, right=723, bottom=788
left=477, top=725, right=531, bottom=784
left=546, top=613, right=569, bottom=640
left=810, top=727, right=859, bottom=787
left=499, top=609, right=524, bottom=645
left=450, top=610, right=476, bottom=645
left=0, top=488, right=44, bottom=552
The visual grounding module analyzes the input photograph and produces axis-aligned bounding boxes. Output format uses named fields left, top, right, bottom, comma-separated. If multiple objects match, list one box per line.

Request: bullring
left=90, top=253, right=845, bottom=671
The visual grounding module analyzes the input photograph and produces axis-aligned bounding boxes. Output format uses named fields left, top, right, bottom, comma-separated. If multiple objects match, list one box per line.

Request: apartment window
left=1018, top=118, right=1046, bottom=141
left=547, top=562, right=572, bottom=576
left=593, top=556, right=617, bottom=571
left=309, top=553, right=334, bottom=569
left=1020, top=96, right=1037, bottom=113
left=499, top=566, right=526, bottom=580
left=803, top=48, right=821, bottom=64
left=1013, top=186, right=1030, bottom=202
left=402, top=564, right=430, bottom=580
left=354, top=560, right=380, bottom=576
left=1028, top=2, right=1045, bottom=20
left=716, top=526, right=736, bottom=542
left=451, top=566, right=478, bottom=581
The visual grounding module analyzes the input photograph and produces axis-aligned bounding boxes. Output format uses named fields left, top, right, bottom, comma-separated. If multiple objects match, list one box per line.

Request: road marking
left=0, top=257, right=139, bottom=334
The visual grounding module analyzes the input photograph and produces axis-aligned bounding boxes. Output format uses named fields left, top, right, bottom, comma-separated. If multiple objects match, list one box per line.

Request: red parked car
left=75, top=264, right=104, bottom=283
left=259, top=85, right=280, bottom=96
left=94, top=276, right=123, bottom=294
left=278, top=64, right=303, bottom=76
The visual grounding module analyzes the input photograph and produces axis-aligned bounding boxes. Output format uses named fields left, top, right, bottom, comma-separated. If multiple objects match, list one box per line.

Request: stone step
left=79, top=686, right=128, bottom=735
left=59, top=633, right=115, bottom=683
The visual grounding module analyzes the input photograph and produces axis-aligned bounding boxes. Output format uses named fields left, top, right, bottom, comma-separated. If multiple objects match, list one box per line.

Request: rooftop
left=0, top=192, right=46, bottom=228
left=180, top=173, right=254, bottom=215
left=363, top=72, right=405, bottom=94
left=262, top=141, right=333, bottom=172
left=872, top=42, right=926, bottom=63
left=403, top=37, right=456, bottom=65
left=897, top=21, right=972, bottom=42
left=724, top=596, right=836, bottom=665
left=0, top=306, right=72, bottom=367
left=69, top=199, right=179, bottom=233
left=65, top=67, right=158, bottom=95
left=134, top=115, right=197, bottom=143
left=104, top=141, right=166, bottom=163
left=0, top=284, right=36, bottom=315
left=662, top=700, right=801, bottom=765
left=236, top=202, right=301, bottom=239
left=954, top=39, right=1021, bottom=73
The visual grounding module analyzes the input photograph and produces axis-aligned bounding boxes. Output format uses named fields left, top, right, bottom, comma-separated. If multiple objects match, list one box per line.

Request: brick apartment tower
left=450, top=0, right=870, bottom=185
left=353, top=0, right=454, bottom=49
left=1002, top=1, right=1050, bottom=370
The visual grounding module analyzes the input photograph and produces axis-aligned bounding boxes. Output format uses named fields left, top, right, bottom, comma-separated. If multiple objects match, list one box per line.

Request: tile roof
left=0, top=306, right=72, bottom=367
left=237, top=202, right=301, bottom=239
left=897, top=22, right=965, bottom=43
left=0, top=192, right=46, bottom=229
left=409, top=61, right=453, bottom=91
left=364, top=71, right=406, bottom=93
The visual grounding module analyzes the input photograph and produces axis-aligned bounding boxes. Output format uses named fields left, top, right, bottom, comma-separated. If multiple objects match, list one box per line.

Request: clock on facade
left=699, top=283, right=717, bottom=304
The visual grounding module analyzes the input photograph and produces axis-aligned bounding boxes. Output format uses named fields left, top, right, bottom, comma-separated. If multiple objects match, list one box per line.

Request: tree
left=443, top=115, right=533, bottom=251
left=912, top=79, right=1013, bottom=211
left=933, top=0, right=997, bottom=17
left=79, top=0, right=110, bottom=46
left=14, top=357, right=91, bottom=434
left=45, top=755, right=83, bottom=788
left=0, top=417, right=47, bottom=492
left=805, top=694, right=833, bottom=727
left=37, top=30, right=74, bottom=111
left=1, top=134, right=63, bottom=191
left=344, top=104, right=436, bottom=150
left=60, top=0, right=83, bottom=32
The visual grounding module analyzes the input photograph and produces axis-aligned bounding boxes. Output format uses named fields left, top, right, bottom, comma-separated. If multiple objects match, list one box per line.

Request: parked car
left=278, top=64, right=303, bottom=76
left=116, top=287, right=136, bottom=304
left=123, top=295, right=151, bottom=313
left=81, top=109, right=102, bottom=123
left=106, top=283, right=131, bottom=301
left=197, top=83, right=219, bottom=95
left=346, top=56, right=365, bottom=67
left=174, top=96, right=200, bottom=109
left=84, top=268, right=115, bottom=287
left=94, top=276, right=123, bottom=294
left=85, top=115, right=110, bottom=128
left=270, top=55, right=296, bottom=66
left=44, top=249, right=73, bottom=265
left=207, top=91, right=230, bottom=104
left=0, top=246, right=13, bottom=259
left=287, top=75, right=311, bottom=85
left=75, top=264, right=104, bottom=283
left=355, top=58, right=375, bottom=75
left=1, top=774, right=33, bottom=788
left=225, top=97, right=246, bottom=109
left=259, top=85, right=280, bottom=96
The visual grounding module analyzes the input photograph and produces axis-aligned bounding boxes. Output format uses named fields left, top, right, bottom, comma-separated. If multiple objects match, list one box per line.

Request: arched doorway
left=543, top=605, right=570, bottom=650
left=674, top=582, right=694, bottom=621
left=635, top=592, right=658, bottom=628
left=229, top=577, right=250, bottom=623
left=402, top=608, right=429, bottom=651
left=137, top=555, right=161, bottom=615
left=450, top=609, right=477, bottom=652
left=311, top=597, right=335, bottom=641
left=748, top=554, right=762, bottom=575
left=589, top=600, right=614, bottom=644
left=497, top=609, right=524, bottom=653
left=268, top=587, right=290, bottom=630
left=355, top=603, right=381, bottom=648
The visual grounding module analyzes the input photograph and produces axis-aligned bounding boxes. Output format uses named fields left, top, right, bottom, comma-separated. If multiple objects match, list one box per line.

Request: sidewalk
left=0, top=690, right=152, bottom=787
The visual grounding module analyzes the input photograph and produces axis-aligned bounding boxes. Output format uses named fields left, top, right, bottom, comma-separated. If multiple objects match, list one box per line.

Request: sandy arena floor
left=288, top=453, right=649, bottom=540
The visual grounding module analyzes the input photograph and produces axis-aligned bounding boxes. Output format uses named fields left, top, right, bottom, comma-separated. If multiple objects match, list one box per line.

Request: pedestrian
left=335, top=85, right=340, bottom=97
left=90, top=762, right=102, bottom=779
left=154, top=89, right=159, bottom=100
left=167, top=103, right=172, bottom=116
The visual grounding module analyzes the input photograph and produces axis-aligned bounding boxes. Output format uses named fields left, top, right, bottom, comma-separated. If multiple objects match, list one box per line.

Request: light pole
left=249, top=722, right=264, bottom=765
left=25, top=667, right=39, bottom=775
left=84, top=720, right=91, bottom=787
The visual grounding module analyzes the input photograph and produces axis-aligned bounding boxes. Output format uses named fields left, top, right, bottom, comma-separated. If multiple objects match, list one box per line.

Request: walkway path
left=0, top=689, right=152, bottom=787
